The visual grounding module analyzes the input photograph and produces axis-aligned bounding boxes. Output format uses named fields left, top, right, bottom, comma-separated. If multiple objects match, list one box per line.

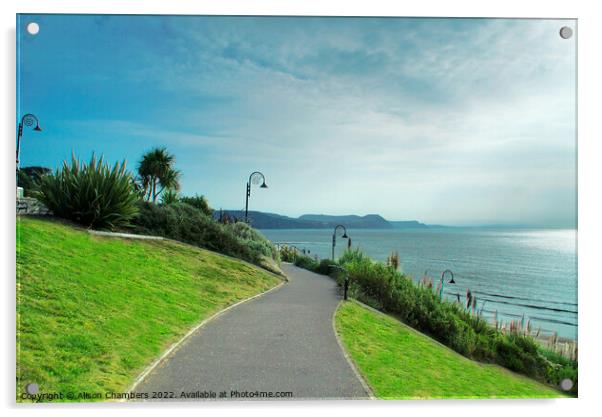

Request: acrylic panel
left=16, top=14, right=577, bottom=402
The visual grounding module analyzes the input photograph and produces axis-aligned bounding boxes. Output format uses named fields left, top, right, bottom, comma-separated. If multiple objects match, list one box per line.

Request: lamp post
left=16, top=114, right=42, bottom=197
left=244, top=171, right=267, bottom=223
left=331, top=224, right=349, bottom=261
left=330, top=264, right=350, bottom=300
left=440, top=269, right=455, bottom=300
left=17, top=114, right=42, bottom=168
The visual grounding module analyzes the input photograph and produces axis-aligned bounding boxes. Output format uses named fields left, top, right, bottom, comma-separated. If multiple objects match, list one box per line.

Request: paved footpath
left=134, top=263, right=369, bottom=400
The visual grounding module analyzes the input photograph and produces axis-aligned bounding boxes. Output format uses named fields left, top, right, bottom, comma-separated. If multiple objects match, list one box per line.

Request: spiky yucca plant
left=38, top=153, right=139, bottom=230
left=160, top=188, right=179, bottom=206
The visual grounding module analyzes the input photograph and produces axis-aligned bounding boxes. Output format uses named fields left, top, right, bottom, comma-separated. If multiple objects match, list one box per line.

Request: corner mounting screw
left=559, top=26, right=573, bottom=39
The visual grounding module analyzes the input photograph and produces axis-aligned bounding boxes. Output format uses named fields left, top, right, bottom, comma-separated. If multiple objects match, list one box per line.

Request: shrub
left=180, top=194, right=213, bottom=216
left=37, top=154, right=139, bottom=230
left=539, top=347, right=578, bottom=395
left=131, top=202, right=261, bottom=264
left=160, top=189, right=179, bottom=205
left=315, top=258, right=339, bottom=275
left=18, top=166, right=52, bottom=196
left=339, top=248, right=369, bottom=265
left=294, top=255, right=319, bottom=271
left=224, top=222, right=278, bottom=260
left=279, top=245, right=296, bottom=262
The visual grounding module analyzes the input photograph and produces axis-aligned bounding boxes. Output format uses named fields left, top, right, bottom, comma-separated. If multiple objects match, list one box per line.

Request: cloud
left=23, top=16, right=576, bottom=226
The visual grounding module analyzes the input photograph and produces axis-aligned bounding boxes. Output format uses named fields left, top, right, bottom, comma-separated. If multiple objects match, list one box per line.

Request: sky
left=17, top=15, right=576, bottom=227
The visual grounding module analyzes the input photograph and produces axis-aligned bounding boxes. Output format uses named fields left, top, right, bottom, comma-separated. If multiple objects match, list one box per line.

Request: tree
left=137, top=147, right=181, bottom=203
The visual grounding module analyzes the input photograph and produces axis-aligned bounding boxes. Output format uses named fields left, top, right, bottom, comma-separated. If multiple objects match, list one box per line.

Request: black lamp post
left=16, top=113, right=42, bottom=174
left=331, top=224, right=349, bottom=261
left=330, top=264, right=350, bottom=300
left=244, top=171, right=267, bottom=223
left=439, top=269, right=455, bottom=300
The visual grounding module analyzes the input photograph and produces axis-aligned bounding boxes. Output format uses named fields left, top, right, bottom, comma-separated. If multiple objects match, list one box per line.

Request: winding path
left=133, top=263, right=369, bottom=400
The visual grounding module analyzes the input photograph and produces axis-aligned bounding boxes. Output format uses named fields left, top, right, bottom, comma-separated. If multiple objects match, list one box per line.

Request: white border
left=4, top=0, right=584, bottom=18
left=3, top=1, right=601, bottom=417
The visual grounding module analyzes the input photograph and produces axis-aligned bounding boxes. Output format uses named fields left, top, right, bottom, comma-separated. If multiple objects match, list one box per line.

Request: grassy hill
left=335, top=301, right=565, bottom=399
left=16, top=217, right=281, bottom=401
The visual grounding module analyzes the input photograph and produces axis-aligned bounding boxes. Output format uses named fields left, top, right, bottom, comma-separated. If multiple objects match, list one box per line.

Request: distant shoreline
left=257, top=226, right=578, bottom=231
left=216, top=208, right=575, bottom=230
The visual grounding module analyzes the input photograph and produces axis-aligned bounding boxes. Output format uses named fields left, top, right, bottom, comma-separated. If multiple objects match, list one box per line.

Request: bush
left=131, top=202, right=261, bottom=264
left=338, top=248, right=370, bottom=265
left=294, top=255, right=319, bottom=271
left=224, top=222, right=278, bottom=260
left=18, top=166, right=52, bottom=196
left=539, top=347, right=578, bottom=395
left=37, top=154, right=139, bottom=230
left=160, top=189, right=179, bottom=205
left=294, top=256, right=345, bottom=278
left=279, top=245, right=300, bottom=262
left=180, top=194, right=213, bottom=216
left=315, top=258, right=339, bottom=275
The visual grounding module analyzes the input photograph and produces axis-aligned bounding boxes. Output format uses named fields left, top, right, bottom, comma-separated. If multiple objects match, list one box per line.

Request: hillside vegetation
left=335, top=301, right=565, bottom=399
left=16, top=217, right=280, bottom=401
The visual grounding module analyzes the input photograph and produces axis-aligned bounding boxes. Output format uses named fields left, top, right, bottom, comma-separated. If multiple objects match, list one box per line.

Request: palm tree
left=137, top=147, right=181, bottom=202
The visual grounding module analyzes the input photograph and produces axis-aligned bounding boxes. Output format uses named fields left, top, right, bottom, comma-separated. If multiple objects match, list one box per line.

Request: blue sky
left=17, top=15, right=576, bottom=226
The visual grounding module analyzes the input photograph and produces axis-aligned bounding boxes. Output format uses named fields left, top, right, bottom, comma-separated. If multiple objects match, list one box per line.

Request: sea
left=259, top=228, right=578, bottom=340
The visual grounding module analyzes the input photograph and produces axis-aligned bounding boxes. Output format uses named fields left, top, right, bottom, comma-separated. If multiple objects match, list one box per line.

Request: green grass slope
left=335, top=301, right=565, bottom=399
left=16, top=217, right=281, bottom=401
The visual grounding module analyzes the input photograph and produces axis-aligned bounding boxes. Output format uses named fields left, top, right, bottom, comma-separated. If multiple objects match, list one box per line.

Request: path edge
left=122, top=280, right=286, bottom=401
left=332, top=300, right=376, bottom=400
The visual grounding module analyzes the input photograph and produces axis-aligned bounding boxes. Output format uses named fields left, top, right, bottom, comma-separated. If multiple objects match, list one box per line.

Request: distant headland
left=214, top=210, right=432, bottom=229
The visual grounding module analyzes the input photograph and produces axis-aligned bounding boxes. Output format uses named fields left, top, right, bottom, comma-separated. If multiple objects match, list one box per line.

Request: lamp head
left=33, top=125, right=42, bottom=132
left=442, top=269, right=454, bottom=284
left=342, top=232, right=349, bottom=239
left=260, top=182, right=268, bottom=188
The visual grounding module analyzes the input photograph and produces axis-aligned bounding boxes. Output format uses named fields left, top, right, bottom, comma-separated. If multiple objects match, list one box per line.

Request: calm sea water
left=260, top=228, right=578, bottom=340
